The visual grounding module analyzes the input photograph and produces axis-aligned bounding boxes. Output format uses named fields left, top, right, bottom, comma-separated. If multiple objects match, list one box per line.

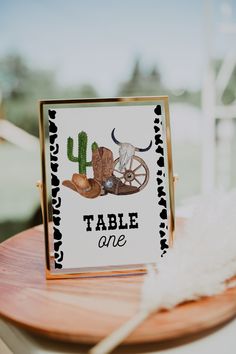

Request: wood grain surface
left=0, top=221, right=236, bottom=344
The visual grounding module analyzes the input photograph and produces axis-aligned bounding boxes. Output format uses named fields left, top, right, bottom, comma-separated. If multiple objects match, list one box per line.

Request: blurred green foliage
left=0, top=54, right=56, bottom=136
left=0, top=142, right=40, bottom=241
left=0, top=54, right=98, bottom=137
left=118, top=59, right=201, bottom=106
left=0, top=54, right=201, bottom=139
left=0, top=53, right=99, bottom=241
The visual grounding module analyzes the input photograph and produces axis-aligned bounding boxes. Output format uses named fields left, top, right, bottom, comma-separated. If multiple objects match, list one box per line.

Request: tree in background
left=118, top=58, right=165, bottom=96
left=118, top=58, right=200, bottom=106
left=0, top=54, right=98, bottom=137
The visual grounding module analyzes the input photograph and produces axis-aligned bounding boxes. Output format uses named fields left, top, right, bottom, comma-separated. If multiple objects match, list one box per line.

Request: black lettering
left=83, top=215, right=94, bottom=231
left=108, top=235, right=116, bottom=246
left=107, top=214, right=117, bottom=230
left=117, top=234, right=127, bottom=247
left=98, top=234, right=127, bottom=248
left=98, top=235, right=108, bottom=248
left=118, top=213, right=128, bottom=229
left=129, top=212, right=138, bottom=229
left=96, top=214, right=107, bottom=231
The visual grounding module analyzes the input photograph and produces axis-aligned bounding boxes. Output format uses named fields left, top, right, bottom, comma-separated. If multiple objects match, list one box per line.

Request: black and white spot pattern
left=154, top=105, right=168, bottom=257
left=48, top=109, right=64, bottom=269
left=47, top=105, right=168, bottom=266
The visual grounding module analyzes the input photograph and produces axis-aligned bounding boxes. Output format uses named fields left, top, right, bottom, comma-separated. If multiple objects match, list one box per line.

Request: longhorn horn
left=111, top=128, right=121, bottom=145
left=135, top=140, right=152, bottom=152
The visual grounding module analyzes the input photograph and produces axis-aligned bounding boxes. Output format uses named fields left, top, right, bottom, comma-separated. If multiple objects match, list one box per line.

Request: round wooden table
left=0, top=223, right=236, bottom=346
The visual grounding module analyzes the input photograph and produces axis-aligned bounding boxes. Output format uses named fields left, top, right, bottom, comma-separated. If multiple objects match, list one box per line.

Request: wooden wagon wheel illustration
left=113, top=155, right=150, bottom=191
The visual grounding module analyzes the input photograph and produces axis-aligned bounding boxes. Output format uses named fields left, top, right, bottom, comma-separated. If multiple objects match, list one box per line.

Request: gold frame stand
left=38, top=96, right=176, bottom=279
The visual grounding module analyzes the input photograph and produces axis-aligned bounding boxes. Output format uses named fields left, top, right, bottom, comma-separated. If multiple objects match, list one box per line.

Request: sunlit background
left=0, top=0, right=236, bottom=241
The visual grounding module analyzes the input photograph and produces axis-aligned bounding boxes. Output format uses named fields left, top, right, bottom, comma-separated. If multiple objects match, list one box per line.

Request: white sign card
left=39, top=97, right=174, bottom=278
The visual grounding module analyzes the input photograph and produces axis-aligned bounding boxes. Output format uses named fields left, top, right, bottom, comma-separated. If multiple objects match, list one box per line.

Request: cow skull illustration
left=111, top=128, right=152, bottom=171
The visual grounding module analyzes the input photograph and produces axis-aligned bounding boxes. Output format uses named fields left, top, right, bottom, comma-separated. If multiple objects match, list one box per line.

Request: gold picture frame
left=38, top=96, right=175, bottom=279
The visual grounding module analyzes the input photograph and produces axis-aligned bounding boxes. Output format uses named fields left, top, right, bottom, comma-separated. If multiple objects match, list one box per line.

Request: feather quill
left=89, top=190, right=236, bottom=354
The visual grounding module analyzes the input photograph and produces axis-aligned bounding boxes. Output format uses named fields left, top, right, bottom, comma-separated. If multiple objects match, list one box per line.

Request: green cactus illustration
left=67, top=131, right=98, bottom=174
left=91, top=141, right=99, bottom=152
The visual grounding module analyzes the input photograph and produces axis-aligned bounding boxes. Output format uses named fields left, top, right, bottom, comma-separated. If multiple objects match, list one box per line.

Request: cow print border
left=48, top=109, right=64, bottom=269
left=154, top=105, right=168, bottom=257
left=48, top=105, right=168, bottom=267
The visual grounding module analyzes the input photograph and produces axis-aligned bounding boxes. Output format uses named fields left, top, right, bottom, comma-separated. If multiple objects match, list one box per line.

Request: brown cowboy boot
left=103, top=176, right=138, bottom=195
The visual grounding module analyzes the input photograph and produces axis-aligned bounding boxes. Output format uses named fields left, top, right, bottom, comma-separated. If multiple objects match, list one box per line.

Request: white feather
left=142, top=190, right=236, bottom=312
